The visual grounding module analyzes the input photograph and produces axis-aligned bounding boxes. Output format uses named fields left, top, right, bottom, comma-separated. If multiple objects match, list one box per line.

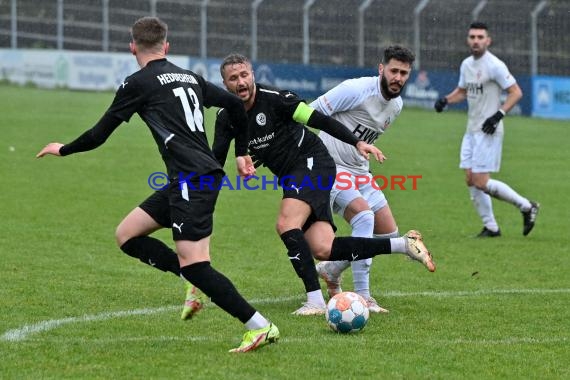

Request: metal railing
left=0, top=0, right=568, bottom=75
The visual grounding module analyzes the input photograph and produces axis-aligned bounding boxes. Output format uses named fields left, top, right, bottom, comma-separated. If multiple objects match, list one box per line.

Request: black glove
left=434, top=97, right=448, bottom=112
left=482, top=111, right=504, bottom=134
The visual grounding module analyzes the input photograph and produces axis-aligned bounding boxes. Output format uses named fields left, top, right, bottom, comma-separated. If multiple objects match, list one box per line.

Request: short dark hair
left=131, top=17, right=167, bottom=50
left=469, top=21, right=488, bottom=31
left=220, top=53, right=251, bottom=78
left=383, top=45, right=415, bottom=66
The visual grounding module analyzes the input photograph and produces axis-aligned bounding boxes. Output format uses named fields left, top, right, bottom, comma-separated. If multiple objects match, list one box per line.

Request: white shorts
left=459, top=131, right=503, bottom=173
left=330, top=171, right=388, bottom=216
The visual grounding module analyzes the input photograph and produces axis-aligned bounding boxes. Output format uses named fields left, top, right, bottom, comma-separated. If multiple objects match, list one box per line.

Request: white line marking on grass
left=1, top=306, right=177, bottom=342
left=0, top=295, right=298, bottom=343
left=2, top=288, right=569, bottom=342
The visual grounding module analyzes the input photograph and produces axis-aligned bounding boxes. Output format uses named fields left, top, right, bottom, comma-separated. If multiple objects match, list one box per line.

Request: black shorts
left=281, top=155, right=337, bottom=232
left=139, top=189, right=170, bottom=228
left=139, top=170, right=223, bottom=241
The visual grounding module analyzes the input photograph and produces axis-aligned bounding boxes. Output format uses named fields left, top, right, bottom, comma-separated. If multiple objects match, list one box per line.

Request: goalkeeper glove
left=434, top=97, right=448, bottom=112
left=482, top=110, right=505, bottom=134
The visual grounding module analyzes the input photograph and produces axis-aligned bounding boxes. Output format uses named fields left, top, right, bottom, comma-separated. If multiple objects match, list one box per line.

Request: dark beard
left=380, top=75, right=402, bottom=99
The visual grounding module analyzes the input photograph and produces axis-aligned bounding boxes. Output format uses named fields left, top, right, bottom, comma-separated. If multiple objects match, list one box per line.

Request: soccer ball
left=325, top=291, right=369, bottom=333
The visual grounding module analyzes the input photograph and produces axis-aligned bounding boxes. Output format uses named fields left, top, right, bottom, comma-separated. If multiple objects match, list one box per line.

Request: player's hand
left=36, top=143, right=64, bottom=158
left=356, top=141, right=386, bottom=163
left=434, top=97, right=448, bottom=112
left=482, top=111, right=504, bottom=134
left=250, top=153, right=262, bottom=168
left=236, top=155, right=256, bottom=177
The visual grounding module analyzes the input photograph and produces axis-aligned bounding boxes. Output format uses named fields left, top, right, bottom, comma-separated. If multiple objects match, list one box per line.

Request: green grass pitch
left=0, top=84, right=569, bottom=379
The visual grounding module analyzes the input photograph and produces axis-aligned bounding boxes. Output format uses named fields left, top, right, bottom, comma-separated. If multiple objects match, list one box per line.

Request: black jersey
left=214, top=83, right=330, bottom=178
left=96, top=59, right=248, bottom=178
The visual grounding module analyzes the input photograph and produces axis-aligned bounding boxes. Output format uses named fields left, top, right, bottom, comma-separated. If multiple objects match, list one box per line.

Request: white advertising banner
left=0, top=49, right=190, bottom=91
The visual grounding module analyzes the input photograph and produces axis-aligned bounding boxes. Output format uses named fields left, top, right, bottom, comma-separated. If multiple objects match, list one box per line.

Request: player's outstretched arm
left=36, top=143, right=64, bottom=158
left=435, top=87, right=467, bottom=112
left=36, top=113, right=122, bottom=159
left=300, top=104, right=360, bottom=146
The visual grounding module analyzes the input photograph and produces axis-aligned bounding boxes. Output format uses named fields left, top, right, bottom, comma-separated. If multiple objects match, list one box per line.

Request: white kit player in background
left=434, top=21, right=539, bottom=238
left=311, top=45, right=416, bottom=313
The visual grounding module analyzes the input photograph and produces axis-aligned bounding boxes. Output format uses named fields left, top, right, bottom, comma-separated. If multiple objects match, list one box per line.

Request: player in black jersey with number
left=214, top=54, right=436, bottom=316
left=36, top=17, right=279, bottom=353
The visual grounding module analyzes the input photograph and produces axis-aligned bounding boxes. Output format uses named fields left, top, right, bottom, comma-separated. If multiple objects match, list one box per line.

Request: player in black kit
left=214, top=54, right=436, bottom=316
left=36, top=17, right=279, bottom=353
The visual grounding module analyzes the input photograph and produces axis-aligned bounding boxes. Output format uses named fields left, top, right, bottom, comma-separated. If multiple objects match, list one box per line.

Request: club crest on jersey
left=256, top=113, right=267, bottom=126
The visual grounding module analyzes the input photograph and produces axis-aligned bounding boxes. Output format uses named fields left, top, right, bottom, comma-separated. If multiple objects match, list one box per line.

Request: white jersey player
left=312, top=46, right=416, bottom=313
left=434, top=21, right=539, bottom=237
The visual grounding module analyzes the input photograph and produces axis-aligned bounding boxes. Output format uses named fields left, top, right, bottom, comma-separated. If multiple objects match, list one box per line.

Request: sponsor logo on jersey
left=466, top=82, right=484, bottom=95
left=249, top=132, right=274, bottom=149
left=352, top=124, right=380, bottom=144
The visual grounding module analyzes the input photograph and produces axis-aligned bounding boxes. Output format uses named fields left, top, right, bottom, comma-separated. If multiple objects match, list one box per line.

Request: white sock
left=486, top=179, right=532, bottom=211
left=307, top=289, right=326, bottom=307
left=349, top=210, right=375, bottom=298
left=390, top=237, right=406, bottom=253
left=323, top=210, right=375, bottom=276
left=245, top=311, right=269, bottom=330
left=351, top=259, right=372, bottom=298
left=352, top=230, right=399, bottom=298
left=350, top=210, right=375, bottom=238
left=469, top=186, right=499, bottom=231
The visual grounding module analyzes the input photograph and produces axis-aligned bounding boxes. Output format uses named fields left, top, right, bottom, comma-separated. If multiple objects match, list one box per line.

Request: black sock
left=120, top=236, right=180, bottom=276
left=329, top=236, right=392, bottom=261
left=180, top=261, right=256, bottom=323
left=280, top=229, right=321, bottom=292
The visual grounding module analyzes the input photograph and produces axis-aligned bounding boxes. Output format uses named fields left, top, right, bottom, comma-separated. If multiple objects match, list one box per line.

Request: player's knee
left=115, top=223, right=131, bottom=248
left=473, top=178, right=488, bottom=191
left=275, top=219, right=297, bottom=235
left=475, top=184, right=487, bottom=192
left=311, top=243, right=331, bottom=261
left=312, top=249, right=330, bottom=261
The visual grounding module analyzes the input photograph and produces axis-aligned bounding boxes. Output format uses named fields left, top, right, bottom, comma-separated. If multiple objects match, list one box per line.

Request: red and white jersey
left=458, top=51, right=516, bottom=133
left=311, top=76, right=402, bottom=175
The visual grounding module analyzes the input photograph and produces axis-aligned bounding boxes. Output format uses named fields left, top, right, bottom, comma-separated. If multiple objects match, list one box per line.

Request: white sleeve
left=310, top=79, right=362, bottom=116
left=457, top=61, right=467, bottom=89
left=491, top=60, right=517, bottom=90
